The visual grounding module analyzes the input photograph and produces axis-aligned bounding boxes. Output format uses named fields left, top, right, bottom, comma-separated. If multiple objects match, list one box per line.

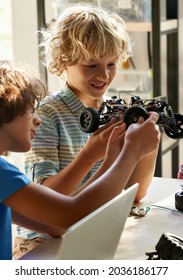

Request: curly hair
left=0, top=60, right=46, bottom=126
left=40, top=4, right=132, bottom=76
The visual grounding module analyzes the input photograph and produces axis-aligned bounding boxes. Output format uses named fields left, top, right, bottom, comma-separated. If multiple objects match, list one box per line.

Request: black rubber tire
left=156, top=232, right=183, bottom=260
left=123, top=106, right=149, bottom=128
left=164, top=113, right=183, bottom=139
left=175, top=191, right=183, bottom=211
left=79, top=107, right=100, bottom=133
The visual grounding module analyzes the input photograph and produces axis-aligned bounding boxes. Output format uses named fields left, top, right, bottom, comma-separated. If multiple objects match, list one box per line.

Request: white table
left=114, top=177, right=183, bottom=259
left=20, top=177, right=183, bottom=260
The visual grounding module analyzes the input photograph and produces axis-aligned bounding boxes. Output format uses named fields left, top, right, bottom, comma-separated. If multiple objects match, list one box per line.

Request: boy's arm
left=12, top=210, right=63, bottom=237
left=5, top=136, right=139, bottom=232
left=72, top=113, right=160, bottom=202
left=26, top=104, right=124, bottom=194
left=5, top=113, right=160, bottom=232
left=125, top=150, right=159, bottom=202
left=41, top=120, right=123, bottom=194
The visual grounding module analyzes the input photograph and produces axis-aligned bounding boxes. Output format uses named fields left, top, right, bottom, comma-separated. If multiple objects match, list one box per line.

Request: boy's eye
left=84, top=63, right=116, bottom=68
left=30, top=104, right=39, bottom=114
left=29, top=108, right=35, bottom=114
left=108, top=63, right=116, bottom=67
left=84, top=64, right=96, bottom=68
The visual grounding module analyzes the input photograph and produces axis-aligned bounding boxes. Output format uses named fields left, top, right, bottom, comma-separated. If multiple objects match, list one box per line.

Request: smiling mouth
left=91, top=83, right=107, bottom=90
left=31, top=131, right=35, bottom=139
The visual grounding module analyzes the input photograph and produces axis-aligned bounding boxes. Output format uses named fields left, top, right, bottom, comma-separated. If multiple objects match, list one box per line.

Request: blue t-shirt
left=0, top=157, right=31, bottom=260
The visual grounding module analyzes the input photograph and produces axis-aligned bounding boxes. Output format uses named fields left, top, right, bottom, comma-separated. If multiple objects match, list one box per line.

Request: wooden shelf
left=126, top=22, right=152, bottom=32
left=126, top=19, right=177, bottom=33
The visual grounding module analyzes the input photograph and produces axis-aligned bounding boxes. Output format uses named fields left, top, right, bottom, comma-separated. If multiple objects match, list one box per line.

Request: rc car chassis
left=79, top=95, right=183, bottom=139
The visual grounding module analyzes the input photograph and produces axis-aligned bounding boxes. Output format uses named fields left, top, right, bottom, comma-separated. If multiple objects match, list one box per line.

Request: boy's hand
left=105, top=123, right=126, bottom=164
left=105, top=112, right=160, bottom=166
left=82, top=119, right=124, bottom=162
left=125, top=112, right=160, bottom=159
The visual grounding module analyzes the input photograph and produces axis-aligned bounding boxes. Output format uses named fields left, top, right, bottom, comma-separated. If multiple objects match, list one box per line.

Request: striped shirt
left=25, top=83, right=102, bottom=186
left=16, top=84, right=103, bottom=239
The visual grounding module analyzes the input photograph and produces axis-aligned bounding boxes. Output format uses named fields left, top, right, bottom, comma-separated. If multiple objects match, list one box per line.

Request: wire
left=150, top=204, right=183, bottom=214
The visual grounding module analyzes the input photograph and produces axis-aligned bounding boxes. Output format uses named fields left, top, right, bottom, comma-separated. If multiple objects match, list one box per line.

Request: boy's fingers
left=108, top=124, right=126, bottom=144
left=135, top=112, right=159, bottom=126
left=93, top=120, right=124, bottom=135
left=127, top=112, right=159, bottom=129
left=113, top=123, right=126, bottom=135
left=147, top=112, right=159, bottom=123
left=137, top=116, right=145, bottom=124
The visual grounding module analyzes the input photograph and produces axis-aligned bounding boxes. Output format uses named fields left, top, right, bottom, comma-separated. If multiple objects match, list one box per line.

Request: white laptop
left=20, top=183, right=139, bottom=260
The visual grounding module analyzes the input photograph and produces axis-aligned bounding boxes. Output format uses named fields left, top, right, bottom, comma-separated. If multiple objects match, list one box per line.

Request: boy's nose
left=96, top=69, right=109, bottom=81
left=34, top=115, right=42, bottom=127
